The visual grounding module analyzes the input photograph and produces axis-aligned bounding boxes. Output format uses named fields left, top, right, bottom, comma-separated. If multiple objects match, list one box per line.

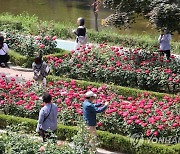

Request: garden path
left=0, top=66, right=33, bottom=81
left=0, top=66, right=123, bottom=154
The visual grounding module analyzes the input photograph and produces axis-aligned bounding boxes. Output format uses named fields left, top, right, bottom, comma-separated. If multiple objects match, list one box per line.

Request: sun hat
left=85, top=91, right=97, bottom=98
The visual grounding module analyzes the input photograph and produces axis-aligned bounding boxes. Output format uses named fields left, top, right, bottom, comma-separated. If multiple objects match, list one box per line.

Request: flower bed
left=0, top=131, right=73, bottom=154
left=8, top=49, right=69, bottom=68
left=0, top=120, right=92, bottom=154
left=1, top=114, right=179, bottom=154
left=5, top=30, right=57, bottom=56
left=0, top=74, right=179, bottom=141
left=48, top=44, right=180, bottom=94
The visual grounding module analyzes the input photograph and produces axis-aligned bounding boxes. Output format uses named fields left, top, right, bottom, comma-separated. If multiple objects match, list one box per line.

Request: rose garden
left=0, top=2, right=180, bottom=154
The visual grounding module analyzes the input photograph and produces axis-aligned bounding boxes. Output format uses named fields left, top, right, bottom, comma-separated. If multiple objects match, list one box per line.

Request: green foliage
left=0, top=13, right=180, bottom=54
left=46, top=75, right=170, bottom=100
left=8, top=50, right=27, bottom=66
left=72, top=124, right=96, bottom=154
left=0, top=125, right=73, bottom=154
left=5, top=30, right=57, bottom=57
left=48, top=45, right=180, bottom=93
left=8, top=49, right=68, bottom=68
left=0, top=114, right=179, bottom=154
left=103, top=0, right=180, bottom=33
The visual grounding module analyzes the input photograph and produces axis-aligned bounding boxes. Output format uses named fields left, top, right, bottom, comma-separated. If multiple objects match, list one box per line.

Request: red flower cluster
left=0, top=74, right=179, bottom=139
left=47, top=43, right=180, bottom=93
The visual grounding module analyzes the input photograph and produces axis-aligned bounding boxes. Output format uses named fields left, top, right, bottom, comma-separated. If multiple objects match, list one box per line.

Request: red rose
left=39, top=44, right=45, bottom=49
left=97, top=122, right=102, bottom=127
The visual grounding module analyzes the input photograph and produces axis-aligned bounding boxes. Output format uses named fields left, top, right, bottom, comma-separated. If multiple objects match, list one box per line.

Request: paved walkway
left=0, top=66, right=33, bottom=81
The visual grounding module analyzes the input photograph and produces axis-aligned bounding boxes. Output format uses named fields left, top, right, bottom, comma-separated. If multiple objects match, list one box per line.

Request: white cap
left=85, top=91, right=97, bottom=98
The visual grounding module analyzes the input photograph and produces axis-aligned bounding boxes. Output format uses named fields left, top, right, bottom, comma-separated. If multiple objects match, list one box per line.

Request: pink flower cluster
left=0, top=74, right=179, bottom=138
left=47, top=43, right=180, bottom=93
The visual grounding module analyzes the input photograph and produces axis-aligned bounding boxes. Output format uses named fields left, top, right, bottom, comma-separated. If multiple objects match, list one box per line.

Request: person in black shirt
left=73, top=17, right=88, bottom=52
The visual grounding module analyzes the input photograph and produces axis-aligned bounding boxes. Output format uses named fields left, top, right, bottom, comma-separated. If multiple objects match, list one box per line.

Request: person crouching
left=32, top=55, right=50, bottom=86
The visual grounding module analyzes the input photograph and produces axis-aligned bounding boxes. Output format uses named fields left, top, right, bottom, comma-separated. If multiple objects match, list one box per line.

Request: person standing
left=82, top=91, right=108, bottom=152
left=32, top=55, right=50, bottom=86
left=0, top=35, right=10, bottom=68
left=73, top=17, right=88, bottom=52
left=158, top=29, right=172, bottom=60
left=36, top=93, right=58, bottom=142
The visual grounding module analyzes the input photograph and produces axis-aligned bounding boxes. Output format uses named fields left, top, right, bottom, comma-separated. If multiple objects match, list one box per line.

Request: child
left=73, top=17, right=88, bottom=52
left=32, top=55, right=50, bottom=86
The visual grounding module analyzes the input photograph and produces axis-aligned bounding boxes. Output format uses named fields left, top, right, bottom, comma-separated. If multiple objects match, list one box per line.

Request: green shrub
left=8, top=50, right=27, bottom=66
left=47, top=75, right=171, bottom=100
left=8, top=49, right=68, bottom=68
left=0, top=114, right=179, bottom=154
left=9, top=50, right=34, bottom=68
left=0, top=13, right=180, bottom=55
left=48, top=45, right=180, bottom=94
left=171, top=144, right=180, bottom=154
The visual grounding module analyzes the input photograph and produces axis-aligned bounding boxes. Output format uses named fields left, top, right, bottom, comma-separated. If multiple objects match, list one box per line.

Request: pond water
left=0, top=0, right=179, bottom=41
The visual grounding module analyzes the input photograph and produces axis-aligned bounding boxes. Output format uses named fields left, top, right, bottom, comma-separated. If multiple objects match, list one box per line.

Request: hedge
left=0, top=19, right=23, bottom=30
left=47, top=75, right=173, bottom=100
left=0, top=114, right=179, bottom=154
left=0, top=13, right=180, bottom=55
left=8, top=49, right=69, bottom=68
left=8, top=50, right=172, bottom=101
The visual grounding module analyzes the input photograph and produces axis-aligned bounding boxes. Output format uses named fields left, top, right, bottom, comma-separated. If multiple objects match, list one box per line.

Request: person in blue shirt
left=36, top=93, right=58, bottom=142
left=82, top=91, right=108, bottom=152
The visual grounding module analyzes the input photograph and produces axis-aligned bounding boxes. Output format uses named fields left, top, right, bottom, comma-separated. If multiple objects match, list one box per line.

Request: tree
left=92, top=0, right=102, bottom=31
left=103, top=0, right=180, bottom=33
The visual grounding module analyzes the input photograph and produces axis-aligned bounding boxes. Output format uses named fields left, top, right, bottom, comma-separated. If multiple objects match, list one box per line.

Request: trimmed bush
left=0, top=114, right=179, bottom=154
left=47, top=75, right=172, bottom=100
left=8, top=49, right=69, bottom=68
left=48, top=44, right=180, bottom=94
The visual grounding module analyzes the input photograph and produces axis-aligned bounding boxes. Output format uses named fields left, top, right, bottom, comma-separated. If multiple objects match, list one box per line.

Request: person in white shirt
left=0, top=35, right=10, bottom=68
left=158, top=29, right=172, bottom=60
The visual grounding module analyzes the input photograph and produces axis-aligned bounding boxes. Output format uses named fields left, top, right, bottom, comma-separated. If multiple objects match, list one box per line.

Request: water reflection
left=0, top=0, right=179, bottom=41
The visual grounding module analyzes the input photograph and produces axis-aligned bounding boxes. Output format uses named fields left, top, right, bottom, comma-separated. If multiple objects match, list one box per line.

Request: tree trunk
left=93, top=0, right=99, bottom=31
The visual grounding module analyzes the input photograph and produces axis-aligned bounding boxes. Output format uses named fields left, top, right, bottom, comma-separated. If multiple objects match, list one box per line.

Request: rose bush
left=0, top=124, right=92, bottom=154
left=0, top=74, right=179, bottom=141
left=5, top=30, right=57, bottom=56
left=48, top=44, right=180, bottom=93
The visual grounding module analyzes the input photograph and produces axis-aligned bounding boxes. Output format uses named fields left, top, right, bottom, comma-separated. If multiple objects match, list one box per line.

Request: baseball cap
left=85, top=91, right=97, bottom=98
